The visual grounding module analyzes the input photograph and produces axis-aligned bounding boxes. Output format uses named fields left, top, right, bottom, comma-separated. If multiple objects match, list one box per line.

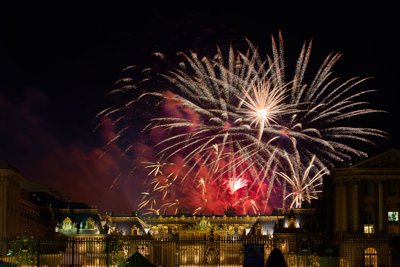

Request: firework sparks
left=143, top=160, right=165, bottom=177
left=225, top=176, right=248, bottom=194
left=276, top=152, right=329, bottom=209
left=101, top=32, right=385, bottom=215
left=239, top=79, right=290, bottom=141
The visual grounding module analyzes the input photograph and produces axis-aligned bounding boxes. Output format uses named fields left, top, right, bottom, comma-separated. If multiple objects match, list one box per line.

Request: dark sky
left=0, top=3, right=399, bottom=212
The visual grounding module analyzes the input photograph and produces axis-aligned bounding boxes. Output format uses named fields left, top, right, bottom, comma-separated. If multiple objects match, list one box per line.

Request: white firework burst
left=101, top=32, right=385, bottom=215
left=276, top=152, right=329, bottom=209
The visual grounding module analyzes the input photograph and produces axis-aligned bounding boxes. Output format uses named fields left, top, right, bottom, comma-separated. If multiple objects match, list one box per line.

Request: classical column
left=0, top=168, right=22, bottom=237
left=351, top=182, right=359, bottom=232
left=341, top=183, right=348, bottom=231
left=335, top=180, right=348, bottom=232
left=0, top=176, right=6, bottom=237
left=378, top=181, right=384, bottom=232
left=5, top=178, right=17, bottom=237
left=10, top=184, right=19, bottom=236
left=334, top=181, right=341, bottom=232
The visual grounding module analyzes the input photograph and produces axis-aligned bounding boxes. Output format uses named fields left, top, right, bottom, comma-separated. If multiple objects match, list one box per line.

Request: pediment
left=350, top=149, right=400, bottom=169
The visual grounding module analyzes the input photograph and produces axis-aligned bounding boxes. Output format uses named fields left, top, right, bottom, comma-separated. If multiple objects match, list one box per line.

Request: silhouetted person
left=265, top=248, right=288, bottom=267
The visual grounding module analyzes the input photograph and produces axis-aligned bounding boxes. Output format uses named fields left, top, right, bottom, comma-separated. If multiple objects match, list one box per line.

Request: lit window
left=364, top=224, right=374, bottom=234
left=85, top=217, right=95, bottom=229
left=364, top=247, right=377, bottom=267
left=388, top=211, right=399, bottom=222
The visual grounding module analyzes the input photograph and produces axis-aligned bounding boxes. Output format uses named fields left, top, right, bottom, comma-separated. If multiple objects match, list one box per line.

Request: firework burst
left=100, top=32, right=385, bottom=215
left=276, top=152, right=328, bottom=209
left=266, top=33, right=386, bottom=169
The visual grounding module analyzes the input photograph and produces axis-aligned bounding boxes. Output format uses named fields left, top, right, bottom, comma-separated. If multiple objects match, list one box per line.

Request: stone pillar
left=0, top=167, right=22, bottom=237
left=334, top=181, right=341, bottom=233
left=351, top=182, right=359, bottom=232
left=0, top=175, right=6, bottom=237
left=341, top=183, right=348, bottom=231
left=11, top=183, right=19, bottom=236
left=378, top=181, right=384, bottom=232
left=335, top=180, right=348, bottom=232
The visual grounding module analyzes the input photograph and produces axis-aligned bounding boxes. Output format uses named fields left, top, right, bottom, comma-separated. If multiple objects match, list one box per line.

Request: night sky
left=1, top=3, right=399, bottom=213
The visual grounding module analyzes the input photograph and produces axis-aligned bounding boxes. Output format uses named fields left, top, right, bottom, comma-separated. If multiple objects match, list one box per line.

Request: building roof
left=28, top=192, right=67, bottom=208
left=333, top=149, right=400, bottom=170
left=0, top=161, right=19, bottom=172
left=331, top=149, right=400, bottom=180
left=349, top=149, right=400, bottom=169
left=105, top=214, right=148, bottom=235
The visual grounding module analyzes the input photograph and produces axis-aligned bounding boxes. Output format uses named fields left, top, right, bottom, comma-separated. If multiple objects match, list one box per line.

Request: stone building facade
left=330, top=149, right=400, bottom=266
left=1, top=149, right=400, bottom=266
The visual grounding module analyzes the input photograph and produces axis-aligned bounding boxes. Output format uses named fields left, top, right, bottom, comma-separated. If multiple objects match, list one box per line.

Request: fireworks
left=100, top=32, right=385, bottom=215
left=276, top=152, right=328, bottom=209
left=238, top=73, right=291, bottom=141
left=225, top=176, right=248, bottom=194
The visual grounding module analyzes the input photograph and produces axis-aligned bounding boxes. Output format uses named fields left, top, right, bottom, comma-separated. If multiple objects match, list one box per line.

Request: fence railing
left=0, top=233, right=394, bottom=266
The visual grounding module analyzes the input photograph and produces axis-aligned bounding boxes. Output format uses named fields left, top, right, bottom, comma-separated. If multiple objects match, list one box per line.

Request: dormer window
left=62, top=217, right=73, bottom=230
left=85, top=217, right=95, bottom=229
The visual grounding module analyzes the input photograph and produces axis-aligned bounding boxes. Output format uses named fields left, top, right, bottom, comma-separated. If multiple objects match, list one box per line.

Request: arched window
left=364, top=247, right=377, bottom=267
left=131, top=225, right=139, bottom=235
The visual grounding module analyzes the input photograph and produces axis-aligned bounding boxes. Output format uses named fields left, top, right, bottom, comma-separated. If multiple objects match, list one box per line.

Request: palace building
left=1, top=149, right=400, bottom=266
left=329, top=149, right=400, bottom=266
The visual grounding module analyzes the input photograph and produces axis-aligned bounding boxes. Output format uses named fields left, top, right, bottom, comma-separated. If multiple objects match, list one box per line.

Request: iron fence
left=0, top=234, right=395, bottom=266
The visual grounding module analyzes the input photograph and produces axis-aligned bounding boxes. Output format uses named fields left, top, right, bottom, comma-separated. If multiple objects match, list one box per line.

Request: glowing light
left=257, top=108, right=267, bottom=120
left=239, top=80, right=291, bottom=141
left=226, top=176, right=248, bottom=194
left=101, top=32, right=385, bottom=215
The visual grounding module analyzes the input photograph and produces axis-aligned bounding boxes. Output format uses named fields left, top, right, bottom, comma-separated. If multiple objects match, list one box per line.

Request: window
left=131, top=225, right=139, bottom=235
left=364, top=224, right=374, bottom=234
left=363, top=182, right=373, bottom=196
left=363, top=210, right=374, bottom=224
left=364, top=247, right=377, bottom=267
left=388, top=211, right=399, bottom=222
left=387, top=182, right=398, bottom=196
left=85, top=217, right=95, bottom=229
left=388, top=224, right=400, bottom=234
left=364, top=210, right=374, bottom=234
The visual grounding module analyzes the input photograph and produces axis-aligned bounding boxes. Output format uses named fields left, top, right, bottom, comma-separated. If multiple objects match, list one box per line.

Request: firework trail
left=99, top=32, right=385, bottom=215
left=276, top=152, right=328, bottom=209
left=266, top=33, right=385, bottom=170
